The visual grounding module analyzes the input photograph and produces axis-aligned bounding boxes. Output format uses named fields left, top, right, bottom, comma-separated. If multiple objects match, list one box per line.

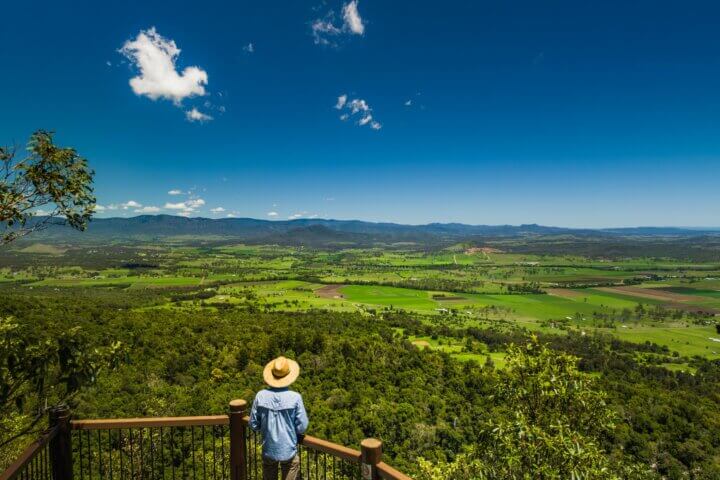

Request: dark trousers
left=262, top=454, right=301, bottom=480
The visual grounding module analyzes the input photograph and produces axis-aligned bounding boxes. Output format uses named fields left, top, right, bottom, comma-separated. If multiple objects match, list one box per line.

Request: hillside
left=13, top=215, right=720, bottom=247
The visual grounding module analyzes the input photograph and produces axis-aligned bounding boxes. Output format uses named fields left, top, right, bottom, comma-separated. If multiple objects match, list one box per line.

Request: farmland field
left=1, top=240, right=719, bottom=361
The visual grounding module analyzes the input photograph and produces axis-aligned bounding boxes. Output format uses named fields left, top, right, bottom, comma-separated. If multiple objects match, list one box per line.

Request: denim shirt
left=249, top=388, right=309, bottom=461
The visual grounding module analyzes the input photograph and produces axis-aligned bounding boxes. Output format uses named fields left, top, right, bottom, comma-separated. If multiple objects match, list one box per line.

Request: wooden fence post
left=229, top=399, right=248, bottom=480
left=361, top=438, right=382, bottom=480
left=49, top=404, right=72, bottom=480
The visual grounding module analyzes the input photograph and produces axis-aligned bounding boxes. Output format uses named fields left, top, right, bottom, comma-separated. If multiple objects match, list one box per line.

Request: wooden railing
left=1, top=400, right=412, bottom=480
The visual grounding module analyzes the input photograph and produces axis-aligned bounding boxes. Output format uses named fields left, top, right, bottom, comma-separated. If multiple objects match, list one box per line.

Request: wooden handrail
left=71, top=415, right=229, bottom=429
left=302, top=435, right=362, bottom=463
left=0, top=426, right=58, bottom=480
left=377, top=461, right=414, bottom=480
left=240, top=415, right=361, bottom=462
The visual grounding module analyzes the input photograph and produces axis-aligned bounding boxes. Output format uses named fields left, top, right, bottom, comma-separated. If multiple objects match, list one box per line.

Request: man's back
left=249, top=387, right=309, bottom=461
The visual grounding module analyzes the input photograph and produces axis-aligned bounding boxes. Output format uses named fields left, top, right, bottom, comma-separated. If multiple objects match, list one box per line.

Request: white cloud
left=210, top=207, right=225, bottom=213
left=335, top=94, right=347, bottom=109
left=186, top=107, right=213, bottom=123
left=288, top=213, right=303, bottom=220
left=186, top=198, right=205, bottom=209
left=135, top=206, right=161, bottom=213
left=94, top=205, right=107, bottom=212
left=243, top=43, right=254, bottom=53
left=342, top=1, right=365, bottom=35
left=106, top=204, right=120, bottom=211
left=358, top=114, right=372, bottom=126
left=312, top=17, right=343, bottom=46
left=335, top=95, right=381, bottom=130
left=164, top=202, right=187, bottom=210
left=349, top=99, right=369, bottom=114
left=267, top=211, right=278, bottom=217
left=122, top=200, right=142, bottom=210
left=311, top=1, right=365, bottom=45
left=164, top=197, right=205, bottom=212
left=404, top=99, right=412, bottom=106
left=177, top=211, right=193, bottom=217
left=168, top=189, right=183, bottom=195
left=119, top=27, right=208, bottom=105
left=226, top=213, right=236, bottom=218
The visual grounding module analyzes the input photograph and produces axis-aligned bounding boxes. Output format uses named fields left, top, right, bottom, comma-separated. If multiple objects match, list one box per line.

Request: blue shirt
left=249, top=388, right=309, bottom=461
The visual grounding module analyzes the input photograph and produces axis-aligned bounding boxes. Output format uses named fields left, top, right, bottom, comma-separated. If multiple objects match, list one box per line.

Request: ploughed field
left=1, top=241, right=719, bottom=363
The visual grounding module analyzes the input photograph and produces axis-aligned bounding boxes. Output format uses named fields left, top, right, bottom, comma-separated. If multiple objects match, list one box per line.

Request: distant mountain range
left=11, top=215, right=720, bottom=247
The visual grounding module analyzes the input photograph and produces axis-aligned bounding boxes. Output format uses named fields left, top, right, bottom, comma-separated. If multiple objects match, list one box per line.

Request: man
left=249, top=356, right=309, bottom=480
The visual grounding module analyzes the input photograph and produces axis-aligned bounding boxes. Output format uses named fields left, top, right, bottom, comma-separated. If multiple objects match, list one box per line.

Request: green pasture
left=341, top=285, right=439, bottom=310
left=408, top=335, right=508, bottom=367
left=602, top=324, right=720, bottom=358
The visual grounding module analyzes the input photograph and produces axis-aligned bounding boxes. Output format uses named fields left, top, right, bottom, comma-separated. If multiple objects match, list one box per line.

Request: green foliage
left=418, top=338, right=654, bottom=479
left=0, top=315, right=119, bottom=467
left=1, top=130, right=95, bottom=244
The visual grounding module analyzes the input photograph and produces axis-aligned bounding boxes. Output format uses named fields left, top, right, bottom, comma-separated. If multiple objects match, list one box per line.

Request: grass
left=602, top=324, right=720, bottom=358
left=341, top=285, right=439, bottom=310
left=408, top=335, right=508, bottom=367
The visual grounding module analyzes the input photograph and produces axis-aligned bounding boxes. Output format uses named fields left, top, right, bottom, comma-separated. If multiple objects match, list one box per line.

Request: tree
left=1, top=130, right=95, bottom=244
left=0, top=316, right=122, bottom=468
left=418, top=337, right=654, bottom=479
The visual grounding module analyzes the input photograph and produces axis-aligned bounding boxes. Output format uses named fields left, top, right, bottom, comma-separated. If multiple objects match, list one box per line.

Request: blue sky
left=2, top=0, right=720, bottom=227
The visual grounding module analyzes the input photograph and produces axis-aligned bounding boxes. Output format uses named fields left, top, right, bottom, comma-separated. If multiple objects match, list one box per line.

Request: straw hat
left=263, top=356, right=300, bottom=388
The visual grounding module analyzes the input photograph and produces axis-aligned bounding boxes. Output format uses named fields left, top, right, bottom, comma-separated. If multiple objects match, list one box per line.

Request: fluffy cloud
left=186, top=108, right=213, bottom=123
left=288, top=213, right=303, bottom=220
left=404, top=99, right=412, bottom=106
left=210, top=207, right=225, bottom=213
left=349, top=99, right=369, bottom=114
left=186, top=198, right=205, bottom=209
left=168, top=189, right=183, bottom=195
left=335, top=94, right=347, bottom=109
left=312, top=1, right=365, bottom=45
left=312, top=18, right=343, bottom=46
left=342, top=1, right=365, bottom=35
left=164, top=202, right=187, bottom=210
left=267, top=211, right=278, bottom=217
left=94, top=205, right=107, bottom=212
left=119, top=27, right=208, bottom=105
left=122, top=200, right=142, bottom=210
left=164, top=197, right=205, bottom=212
left=243, top=43, right=254, bottom=53
left=335, top=95, right=382, bottom=130
left=135, top=206, right=161, bottom=213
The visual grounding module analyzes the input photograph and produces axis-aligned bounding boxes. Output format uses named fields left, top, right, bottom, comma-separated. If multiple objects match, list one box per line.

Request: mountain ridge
left=10, top=215, right=720, bottom=244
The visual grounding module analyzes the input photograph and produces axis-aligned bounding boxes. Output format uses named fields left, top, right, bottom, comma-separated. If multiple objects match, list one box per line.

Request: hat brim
left=263, top=358, right=300, bottom=388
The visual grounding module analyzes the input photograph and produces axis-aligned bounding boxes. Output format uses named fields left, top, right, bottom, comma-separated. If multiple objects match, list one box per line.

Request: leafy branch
left=1, top=130, right=95, bottom=245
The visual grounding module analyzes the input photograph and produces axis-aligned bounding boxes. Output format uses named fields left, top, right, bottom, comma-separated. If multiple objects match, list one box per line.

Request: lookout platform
left=1, top=400, right=412, bottom=480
